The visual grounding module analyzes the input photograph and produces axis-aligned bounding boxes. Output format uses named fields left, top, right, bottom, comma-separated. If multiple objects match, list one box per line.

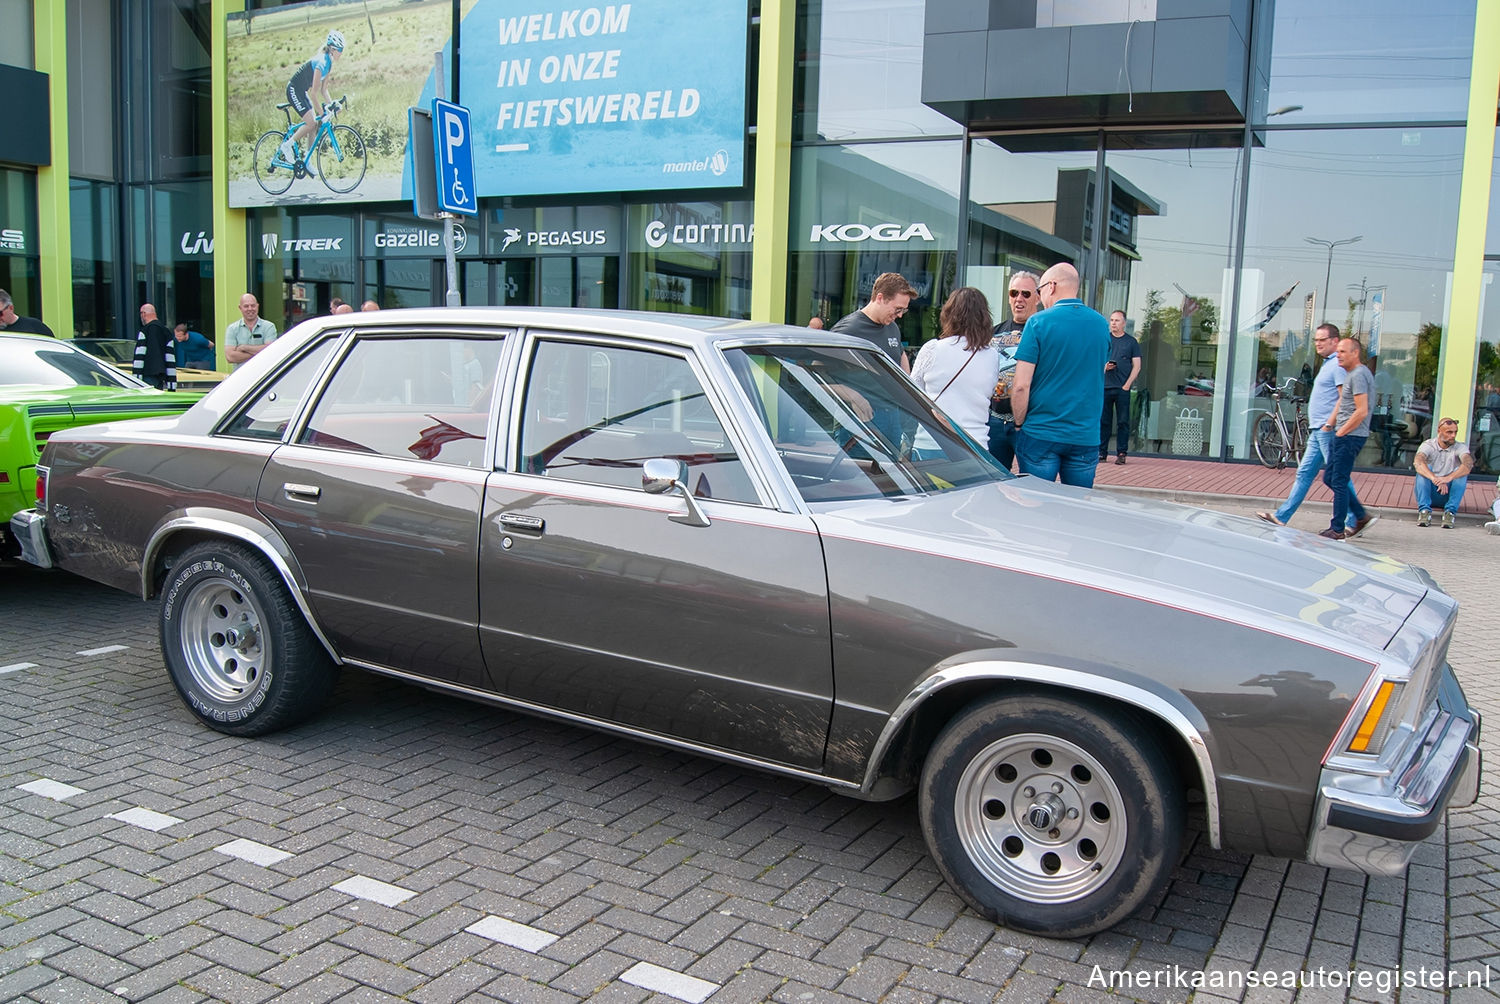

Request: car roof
left=283, top=307, right=871, bottom=353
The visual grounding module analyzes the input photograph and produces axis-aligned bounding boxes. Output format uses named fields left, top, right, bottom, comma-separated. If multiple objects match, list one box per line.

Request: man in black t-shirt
left=832, top=272, right=916, bottom=373
left=0, top=289, right=54, bottom=337
left=1101, top=310, right=1141, bottom=463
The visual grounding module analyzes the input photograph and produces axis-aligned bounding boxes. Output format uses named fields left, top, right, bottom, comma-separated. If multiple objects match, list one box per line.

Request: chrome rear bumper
left=9, top=509, right=52, bottom=569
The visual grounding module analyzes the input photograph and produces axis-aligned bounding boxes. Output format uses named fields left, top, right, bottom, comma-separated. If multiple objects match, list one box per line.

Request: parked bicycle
left=255, top=94, right=367, bottom=196
left=1252, top=378, right=1310, bottom=469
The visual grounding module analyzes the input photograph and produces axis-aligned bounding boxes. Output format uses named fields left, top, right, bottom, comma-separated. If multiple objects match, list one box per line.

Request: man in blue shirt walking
left=1010, top=263, right=1110, bottom=487
left=1255, top=323, right=1372, bottom=537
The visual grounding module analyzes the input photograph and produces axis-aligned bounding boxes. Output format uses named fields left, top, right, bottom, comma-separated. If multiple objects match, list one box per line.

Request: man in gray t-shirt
left=1413, top=417, right=1474, bottom=527
left=831, top=271, right=915, bottom=372
left=1318, top=337, right=1374, bottom=540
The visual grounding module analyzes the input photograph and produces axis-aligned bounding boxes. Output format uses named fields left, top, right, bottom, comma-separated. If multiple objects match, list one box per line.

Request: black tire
left=918, top=694, right=1183, bottom=939
left=254, top=130, right=294, bottom=196
left=1253, top=413, right=1287, bottom=469
left=159, top=541, right=336, bottom=736
left=317, top=124, right=368, bottom=194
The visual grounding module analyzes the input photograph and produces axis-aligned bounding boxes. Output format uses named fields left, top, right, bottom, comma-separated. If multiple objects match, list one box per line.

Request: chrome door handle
left=498, top=512, right=544, bottom=533
left=283, top=482, right=322, bottom=502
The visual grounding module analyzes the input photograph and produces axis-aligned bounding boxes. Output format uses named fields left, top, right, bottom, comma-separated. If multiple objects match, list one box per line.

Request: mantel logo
left=262, top=233, right=279, bottom=258
left=662, top=149, right=731, bottom=177
left=810, top=222, right=934, bottom=243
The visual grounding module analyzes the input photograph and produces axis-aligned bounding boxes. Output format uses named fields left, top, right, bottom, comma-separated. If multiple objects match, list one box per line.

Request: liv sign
left=460, top=0, right=747, bottom=197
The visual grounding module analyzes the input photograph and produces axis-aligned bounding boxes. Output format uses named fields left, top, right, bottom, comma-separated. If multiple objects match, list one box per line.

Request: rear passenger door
left=256, top=331, right=508, bottom=687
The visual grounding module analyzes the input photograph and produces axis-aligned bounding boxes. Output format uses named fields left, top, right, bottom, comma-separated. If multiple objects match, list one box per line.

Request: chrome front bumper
left=9, top=509, right=52, bottom=569
left=1308, top=663, right=1481, bottom=874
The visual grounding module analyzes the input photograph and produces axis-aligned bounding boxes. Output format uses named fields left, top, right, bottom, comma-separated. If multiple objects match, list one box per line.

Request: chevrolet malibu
left=10, top=308, right=1480, bottom=938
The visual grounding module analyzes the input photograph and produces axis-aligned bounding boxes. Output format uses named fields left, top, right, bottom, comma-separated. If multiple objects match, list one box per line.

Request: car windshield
left=726, top=344, right=1009, bottom=502
left=0, top=341, right=144, bottom=389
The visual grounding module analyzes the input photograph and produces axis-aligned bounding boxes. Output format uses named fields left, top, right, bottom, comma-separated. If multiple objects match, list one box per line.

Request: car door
left=478, top=335, right=833, bottom=770
left=256, top=331, right=508, bottom=687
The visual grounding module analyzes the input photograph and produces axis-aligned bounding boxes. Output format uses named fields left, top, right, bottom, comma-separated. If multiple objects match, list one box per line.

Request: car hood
left=811, top=476, right=1430, bottom=653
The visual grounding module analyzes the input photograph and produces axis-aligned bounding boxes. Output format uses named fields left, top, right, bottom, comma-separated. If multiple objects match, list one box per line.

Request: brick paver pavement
left=1, top=497, right=1495, bottom=1002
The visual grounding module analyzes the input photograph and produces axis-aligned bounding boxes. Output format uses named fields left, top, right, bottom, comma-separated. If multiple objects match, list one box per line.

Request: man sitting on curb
left=1412, top=417, right=1473, bottom=528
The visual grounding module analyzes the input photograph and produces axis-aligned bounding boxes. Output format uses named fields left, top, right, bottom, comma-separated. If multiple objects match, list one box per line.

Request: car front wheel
left=160, top=542, right=336, bottom=736
left=919, top=694, right=1183, bottom=938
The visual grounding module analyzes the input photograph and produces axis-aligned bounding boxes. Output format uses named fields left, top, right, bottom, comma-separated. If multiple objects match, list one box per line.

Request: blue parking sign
left=432, top=99, right=477, bottom=216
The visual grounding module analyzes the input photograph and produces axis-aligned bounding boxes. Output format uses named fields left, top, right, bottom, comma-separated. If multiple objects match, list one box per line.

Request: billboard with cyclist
left=226, top=0, right=458, bottom=208
left=457, top=0, right=748, bottom=197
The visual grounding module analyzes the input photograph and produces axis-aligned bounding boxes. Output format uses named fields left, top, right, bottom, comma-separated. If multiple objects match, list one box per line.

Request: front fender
left=861, top=655, right=1221, bottom=847
left=142, top=511, right=342, bottom=665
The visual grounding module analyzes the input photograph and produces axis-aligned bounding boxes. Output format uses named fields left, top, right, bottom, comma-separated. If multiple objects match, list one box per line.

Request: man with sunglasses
left=985, top=271, right=1040, bottom=469
left=1255, top=322, right=1369, bottom=536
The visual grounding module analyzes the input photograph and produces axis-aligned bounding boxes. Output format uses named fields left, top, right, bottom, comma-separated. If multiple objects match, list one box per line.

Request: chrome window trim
left=863, top=660, right=1223, bottom=848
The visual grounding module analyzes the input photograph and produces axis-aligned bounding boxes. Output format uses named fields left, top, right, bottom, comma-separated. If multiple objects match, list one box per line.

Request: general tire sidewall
left=161, top=553, right=277, bottom=733
left=919, top=698, right=1182, bottom=938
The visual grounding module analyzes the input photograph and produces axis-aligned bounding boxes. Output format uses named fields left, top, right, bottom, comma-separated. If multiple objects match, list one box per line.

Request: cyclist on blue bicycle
left=278, top=29, right=344, bottom=169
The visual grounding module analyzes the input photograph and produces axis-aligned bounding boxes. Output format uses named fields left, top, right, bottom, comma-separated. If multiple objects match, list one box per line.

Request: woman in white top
left=910, top=287, right=1001, bottom=449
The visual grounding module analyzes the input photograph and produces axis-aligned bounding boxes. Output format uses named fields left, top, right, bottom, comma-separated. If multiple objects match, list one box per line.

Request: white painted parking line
left=107, top=807, right=183, bottom=832
left=0, top=662, right=37, bottom=674
left=215, top=838, right=293, bottom=867
left=331, top=875, right=415, bottom=908
left=465, top=915, right=559, bottom=953
left=620, top=962, right=718, bottom=1003
left=76, top=645, right=128, bottom=656
left=17, top=779, right=86, bottom=801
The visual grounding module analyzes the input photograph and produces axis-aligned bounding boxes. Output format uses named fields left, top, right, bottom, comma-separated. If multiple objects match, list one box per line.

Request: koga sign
left=809, top=222, right=934, bottom=244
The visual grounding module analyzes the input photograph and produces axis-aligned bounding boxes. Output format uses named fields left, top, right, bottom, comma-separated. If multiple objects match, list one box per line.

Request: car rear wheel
left=160, top=541, right=336, bottom=736
left=918, top=694, right=1182, bottom=938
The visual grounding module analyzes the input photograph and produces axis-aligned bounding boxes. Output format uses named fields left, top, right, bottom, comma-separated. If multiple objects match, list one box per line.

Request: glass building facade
left=1, top=0, right=1495, bottom=475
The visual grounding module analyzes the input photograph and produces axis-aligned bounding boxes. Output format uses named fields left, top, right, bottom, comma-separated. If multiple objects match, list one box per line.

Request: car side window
left=298, top=336, right=504, bottom=467
left=518, top=340, right=757, bottom=503
left=222, top=339, right=337, bottom=441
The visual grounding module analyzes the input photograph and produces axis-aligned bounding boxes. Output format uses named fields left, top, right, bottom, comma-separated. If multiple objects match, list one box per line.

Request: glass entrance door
left=461, top=256, right=618, bottom=309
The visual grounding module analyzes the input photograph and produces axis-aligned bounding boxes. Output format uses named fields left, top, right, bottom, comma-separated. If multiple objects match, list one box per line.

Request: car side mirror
left=642, top=457, right=710, bottom=527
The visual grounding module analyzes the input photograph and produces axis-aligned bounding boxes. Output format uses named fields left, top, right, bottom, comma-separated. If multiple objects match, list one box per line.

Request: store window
left=69, top=178, right=118, bottom=339
left=126, top=0, right=212, bottom=180
left=794, top=0, right=960, bottom=142
left=788, top=140, right=960, bottom=349
left=1239, top=127, right=1464, bottom=470
left=151, top=182, right=214, bottom=336
left=0, top=166, right=42, bottom=328
left=1263, top=0, right=1475, bottom=125
left=626, top=201, right=753, bottom=318
left=252, top=209, right=357, bottom=330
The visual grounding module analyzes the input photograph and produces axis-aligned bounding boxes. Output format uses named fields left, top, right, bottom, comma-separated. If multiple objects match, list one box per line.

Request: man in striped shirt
left=134, top=303, right=176, bottom=391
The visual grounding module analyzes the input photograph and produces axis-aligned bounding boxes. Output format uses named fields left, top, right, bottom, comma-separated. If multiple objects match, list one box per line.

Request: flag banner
left=1248, top=281, right=1299, bottom=332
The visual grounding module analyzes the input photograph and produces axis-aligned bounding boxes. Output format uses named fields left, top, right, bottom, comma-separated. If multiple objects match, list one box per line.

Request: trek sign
left=459, top=0, right=748, bottom=197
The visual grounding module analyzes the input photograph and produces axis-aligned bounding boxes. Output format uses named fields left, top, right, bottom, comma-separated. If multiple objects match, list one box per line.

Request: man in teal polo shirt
left=1010, top=262, right=1110, bottom=487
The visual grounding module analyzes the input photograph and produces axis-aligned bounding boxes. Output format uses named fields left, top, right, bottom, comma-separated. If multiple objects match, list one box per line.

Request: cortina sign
left=809, top=222, right=934, bottom=243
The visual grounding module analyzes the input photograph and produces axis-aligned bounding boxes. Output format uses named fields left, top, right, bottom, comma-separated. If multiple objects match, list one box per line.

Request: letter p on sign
left=432, top=98, right=477, bottom=216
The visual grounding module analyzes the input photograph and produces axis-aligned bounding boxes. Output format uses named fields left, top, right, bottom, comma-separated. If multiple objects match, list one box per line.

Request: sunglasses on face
left=1008, top=289, right=1033, bottom=299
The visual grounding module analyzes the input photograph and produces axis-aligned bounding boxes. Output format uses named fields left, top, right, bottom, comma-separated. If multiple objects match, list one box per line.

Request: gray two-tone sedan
left=10, top=308, right=1480, bottom=938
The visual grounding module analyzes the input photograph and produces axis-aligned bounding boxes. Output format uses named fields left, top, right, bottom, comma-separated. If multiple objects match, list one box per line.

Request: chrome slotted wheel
left=953, top=733, right=1128, bottom=904
left=176, top=572, right=272, bottom=706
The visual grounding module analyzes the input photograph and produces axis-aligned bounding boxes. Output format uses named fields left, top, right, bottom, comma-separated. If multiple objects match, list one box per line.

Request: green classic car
left=1, top=333, right=201, bottom=554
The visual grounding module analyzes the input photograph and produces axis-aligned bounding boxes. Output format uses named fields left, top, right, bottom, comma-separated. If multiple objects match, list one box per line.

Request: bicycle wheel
left=254, top=130, right=294, bottom=196
left=317, top=124, right=368, bottom=194
left=1253, top=413, right=1287, bottom=469
left=1293, top=413, right=1310, bottom=463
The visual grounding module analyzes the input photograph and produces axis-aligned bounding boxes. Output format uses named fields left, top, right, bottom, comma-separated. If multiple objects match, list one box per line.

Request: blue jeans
left=1274, top=428, right=1358, bottom=527
left=987, top=414, right=1016, bottom=470
left=1414, top=474, right=1467, bottom=513
left=1015, top=429, right=1100, bottom=487
left=1323, top=434, right=1368, bottom=533
left=1101, top=388, right=1130, bottom=455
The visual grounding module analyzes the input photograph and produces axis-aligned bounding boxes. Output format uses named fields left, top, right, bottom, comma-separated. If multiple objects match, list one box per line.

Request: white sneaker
left=278, top=139, right=295, bottom=163
left=1486, top=521, right=1500, bottom=535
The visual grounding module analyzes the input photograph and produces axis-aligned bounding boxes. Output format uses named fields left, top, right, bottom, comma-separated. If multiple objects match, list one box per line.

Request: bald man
left=361, top=299, right=380, bottom=311
left=225, top=293, right=279, bottom=369
left=1010, top=262, right=1110, bottom=486
left=134, top=303, right=176, bottom=390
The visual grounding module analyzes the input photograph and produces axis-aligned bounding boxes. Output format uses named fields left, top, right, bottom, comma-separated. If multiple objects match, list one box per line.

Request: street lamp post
left=1304, top=235, right=1363, bottom=324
